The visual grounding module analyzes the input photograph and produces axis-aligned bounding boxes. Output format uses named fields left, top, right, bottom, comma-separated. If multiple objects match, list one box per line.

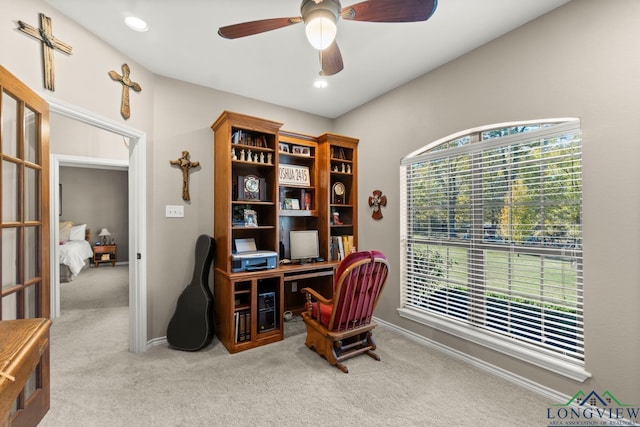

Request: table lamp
left=98, top=228, right=111, bottom=245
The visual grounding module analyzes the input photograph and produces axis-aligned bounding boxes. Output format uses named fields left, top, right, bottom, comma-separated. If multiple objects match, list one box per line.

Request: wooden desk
left=0, top=318, right=51, bottom=426
left=280, top=261, right=337, bottom=314
left=214, top=261, right=339, bottom=354
left=276, top=260, right=339, bottom=276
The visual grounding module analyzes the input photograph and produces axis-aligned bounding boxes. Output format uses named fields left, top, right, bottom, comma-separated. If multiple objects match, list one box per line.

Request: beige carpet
left=40, top=265, right=555, bottom=426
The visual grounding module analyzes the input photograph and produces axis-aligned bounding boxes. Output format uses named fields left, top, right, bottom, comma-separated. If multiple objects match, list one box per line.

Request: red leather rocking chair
left=301, top=250, right=389, bottom=373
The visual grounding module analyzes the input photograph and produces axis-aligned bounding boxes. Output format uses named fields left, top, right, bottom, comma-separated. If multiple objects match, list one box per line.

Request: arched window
left=399, top=119, right=587, bottom=380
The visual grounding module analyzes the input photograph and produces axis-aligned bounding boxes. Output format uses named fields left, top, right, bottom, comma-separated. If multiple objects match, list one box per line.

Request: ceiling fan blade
left=320, top=41, right=344, bottom=76
left=340, top=0, right=437, bottom=23
left=218, top=17, right=302, bottom=39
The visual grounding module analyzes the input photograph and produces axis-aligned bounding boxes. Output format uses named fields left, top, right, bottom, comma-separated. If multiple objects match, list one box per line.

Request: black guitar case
left=167, top=234, right=215, bottom=351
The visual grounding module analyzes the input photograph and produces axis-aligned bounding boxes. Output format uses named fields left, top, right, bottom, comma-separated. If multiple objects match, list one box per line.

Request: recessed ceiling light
left=313, top=78, right=328, bottom=89
left=125, top=16, right=149, bottom=32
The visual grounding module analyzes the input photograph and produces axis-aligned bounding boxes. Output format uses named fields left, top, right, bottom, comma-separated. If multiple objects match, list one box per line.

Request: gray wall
left=2, top=0, right=638, bottom=403
left=334, top=0, right=640, bottom=402
left=1, top=0, right=332, bottom=345
left=60, top=167, right=128, bottom=262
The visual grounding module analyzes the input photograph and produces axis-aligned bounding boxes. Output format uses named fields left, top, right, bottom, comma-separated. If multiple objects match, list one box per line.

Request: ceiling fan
left=218, top=0, right=438, bottom=76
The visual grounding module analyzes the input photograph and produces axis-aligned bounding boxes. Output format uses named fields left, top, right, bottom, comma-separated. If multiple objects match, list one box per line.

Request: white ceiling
left=44, top=0, right=569, bottom=119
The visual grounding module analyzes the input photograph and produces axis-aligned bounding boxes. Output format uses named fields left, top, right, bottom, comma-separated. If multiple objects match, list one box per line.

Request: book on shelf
left=232, top=130, right=267, bottom=147
left=300, top=189, right=312, bottom=210
left=345, top=235, right=354, bottom=258
left=235, top=310, right=251, bottom=343
left=329, top=235, right=354, bottom=261
left=337, top=237, right=345, bottom=260
left=330, top=146, right=347, bottom=160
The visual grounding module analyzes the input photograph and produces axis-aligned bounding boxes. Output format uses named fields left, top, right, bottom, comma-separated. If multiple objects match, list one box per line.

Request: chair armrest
left=300, top=287, right=332, bottom=305
left=301, top=287, right=332, bottom=316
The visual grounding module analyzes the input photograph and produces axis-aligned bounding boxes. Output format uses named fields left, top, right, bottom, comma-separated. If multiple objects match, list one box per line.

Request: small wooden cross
left=170, top=151, right=200, bottom=201
left=18, top=13, right=72, bottom=91
left=108, top=64, right=142, bottom=120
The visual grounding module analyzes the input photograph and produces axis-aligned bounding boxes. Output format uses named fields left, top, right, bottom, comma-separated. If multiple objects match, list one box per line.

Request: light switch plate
left=165, top=205, right=184, bottom=218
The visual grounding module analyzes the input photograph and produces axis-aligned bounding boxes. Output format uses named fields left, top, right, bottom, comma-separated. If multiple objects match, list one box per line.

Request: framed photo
left=243, top=209, right=258, bottom=227
left=279, top=143, right=289, bottom=153
left=284, top=198, right=300, bottom=210
left=292, top=145, right=311, bottom=156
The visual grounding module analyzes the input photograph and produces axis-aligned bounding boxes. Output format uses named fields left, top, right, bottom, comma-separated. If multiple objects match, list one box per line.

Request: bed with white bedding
left=59, top=222, right=93, bottom=282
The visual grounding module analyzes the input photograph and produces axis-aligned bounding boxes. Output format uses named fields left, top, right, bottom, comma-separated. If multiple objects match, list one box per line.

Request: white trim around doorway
left=46, top=95, right=148, bottom=353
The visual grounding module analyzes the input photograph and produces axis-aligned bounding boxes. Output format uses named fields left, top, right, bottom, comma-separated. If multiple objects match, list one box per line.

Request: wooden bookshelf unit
left=212, top=111, right=358, bottom=353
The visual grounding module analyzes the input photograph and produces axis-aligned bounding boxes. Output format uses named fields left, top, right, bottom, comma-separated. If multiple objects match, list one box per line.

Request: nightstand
left=93, top=245, right=116, bottom=268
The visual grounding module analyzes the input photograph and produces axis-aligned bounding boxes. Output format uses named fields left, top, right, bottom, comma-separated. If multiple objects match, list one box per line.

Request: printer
left=231, top=250, right=278, bottom=272
left=231, top=238, right=278, bottom=272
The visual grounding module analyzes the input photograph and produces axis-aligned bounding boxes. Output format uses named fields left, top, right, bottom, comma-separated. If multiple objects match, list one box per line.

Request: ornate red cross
left=368, top=190, right=387, bottom=220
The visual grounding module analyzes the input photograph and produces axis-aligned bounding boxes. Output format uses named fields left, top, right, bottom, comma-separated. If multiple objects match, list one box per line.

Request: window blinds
left=400, top=120, right=583, bottom=363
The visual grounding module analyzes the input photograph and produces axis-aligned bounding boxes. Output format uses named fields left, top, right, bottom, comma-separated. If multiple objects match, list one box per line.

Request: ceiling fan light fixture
left=305, top=9, right=337, bottom=50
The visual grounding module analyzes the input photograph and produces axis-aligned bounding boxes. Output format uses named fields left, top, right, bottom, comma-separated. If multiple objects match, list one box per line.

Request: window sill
left=397, top=307, right=591, bottom=382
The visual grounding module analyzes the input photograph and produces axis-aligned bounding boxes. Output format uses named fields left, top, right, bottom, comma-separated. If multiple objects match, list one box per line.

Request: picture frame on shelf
left=284, top=198, right=300, bottom=210
left=243, top=209, right=258, bottom=227
left=292, top=145, right=311, bottom=156
left=279, top=143, right=289, bottom=153
left=233, top=204, right=249, bottom=226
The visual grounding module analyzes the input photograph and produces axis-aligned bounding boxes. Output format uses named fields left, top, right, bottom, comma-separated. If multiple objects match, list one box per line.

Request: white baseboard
left=147, top=336, right=167, bottom=349
left=374, top=316, right=570, bottom=404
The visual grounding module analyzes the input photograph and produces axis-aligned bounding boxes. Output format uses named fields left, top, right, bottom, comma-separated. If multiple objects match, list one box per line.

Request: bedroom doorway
left=47, top=96, right=147, bottom=353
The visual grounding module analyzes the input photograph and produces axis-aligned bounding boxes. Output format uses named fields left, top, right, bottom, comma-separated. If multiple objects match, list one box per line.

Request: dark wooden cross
left=108, top=64, right=142, bottom=120
left=18, top=13, right=72, bottom=91
left=170, top=151, right=200, bottom=201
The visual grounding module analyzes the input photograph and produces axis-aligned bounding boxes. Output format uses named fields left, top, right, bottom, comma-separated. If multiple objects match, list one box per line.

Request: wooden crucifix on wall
left=170, top=151, right=200, bottom=201
left=108, top=63, right=142, bottom=120
left=17, top=13, right=73, bottom=91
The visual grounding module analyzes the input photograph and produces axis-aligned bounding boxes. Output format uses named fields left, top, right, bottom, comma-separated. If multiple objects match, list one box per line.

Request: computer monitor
left=289, top=230, right=319, bottom=262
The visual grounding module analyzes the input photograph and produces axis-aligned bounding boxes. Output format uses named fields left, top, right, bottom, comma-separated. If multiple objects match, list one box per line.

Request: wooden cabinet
left=211, top=111, right=358, bottom=353
left=213, top=270, right=284, bottom=354
left=212, top=111, right=282, bottom=273
left=92, top=245, right=116, bottom=267
left=277, top=131, right=319, bottom=261
left=318, top=133, right=359, bottom=261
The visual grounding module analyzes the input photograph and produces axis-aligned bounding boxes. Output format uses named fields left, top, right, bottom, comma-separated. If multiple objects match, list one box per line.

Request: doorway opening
left=47, top=95, right=147, bottom=352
